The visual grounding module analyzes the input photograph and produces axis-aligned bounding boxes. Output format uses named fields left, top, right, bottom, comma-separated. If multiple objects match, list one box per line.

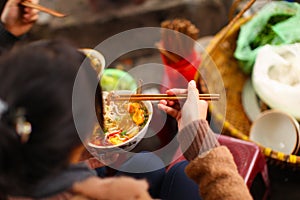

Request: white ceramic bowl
left=249, top=110, right=300, bottom=155
left=87, top=90, right=153, bottom=156
left=79, top=48, right=105, bottom=77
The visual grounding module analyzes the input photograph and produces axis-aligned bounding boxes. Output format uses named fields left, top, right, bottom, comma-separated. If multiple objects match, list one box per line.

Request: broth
left=90, top=98, right=149, bottom=147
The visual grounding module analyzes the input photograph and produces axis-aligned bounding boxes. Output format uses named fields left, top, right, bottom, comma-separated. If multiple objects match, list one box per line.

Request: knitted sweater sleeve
left=185, top=146, right=253, bottom=200
left=177, top=120, right=253, bottom=200
left=177, top=119, right=220, bottom=161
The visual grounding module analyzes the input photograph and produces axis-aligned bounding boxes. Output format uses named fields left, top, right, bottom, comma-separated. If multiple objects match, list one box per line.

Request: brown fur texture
left=186, top=146, right=253, bottom=200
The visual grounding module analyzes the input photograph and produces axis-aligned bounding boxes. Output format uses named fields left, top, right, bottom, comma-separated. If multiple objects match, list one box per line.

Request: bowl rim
left=88, top=90, right=153, bottom=149
left=78, top=48, right=105, bottom=77
left=249, top=109, right=300, bottom=154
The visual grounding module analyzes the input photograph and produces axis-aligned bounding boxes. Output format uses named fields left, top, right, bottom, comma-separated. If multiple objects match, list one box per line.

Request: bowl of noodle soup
left=88, top=90, right=153, bottom=156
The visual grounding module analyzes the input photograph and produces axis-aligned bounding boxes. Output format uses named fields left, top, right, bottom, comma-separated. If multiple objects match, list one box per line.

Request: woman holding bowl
left=0, top=39, right=252, bottom=200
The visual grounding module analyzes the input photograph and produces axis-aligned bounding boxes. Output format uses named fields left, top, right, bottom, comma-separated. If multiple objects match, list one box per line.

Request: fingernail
left=189, top=80, right=196, bottom=87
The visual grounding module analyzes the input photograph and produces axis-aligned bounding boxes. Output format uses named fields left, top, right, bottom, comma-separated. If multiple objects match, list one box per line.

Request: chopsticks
left=20, top=1, right=66, bottom=18
left=110, top=94, right=220, bottom=101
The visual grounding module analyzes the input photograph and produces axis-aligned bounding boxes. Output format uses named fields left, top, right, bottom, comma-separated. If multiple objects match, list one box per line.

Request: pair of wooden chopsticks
left=20, top=1, right=66, bottom=18
left=110, top=93, right=220, bottom=101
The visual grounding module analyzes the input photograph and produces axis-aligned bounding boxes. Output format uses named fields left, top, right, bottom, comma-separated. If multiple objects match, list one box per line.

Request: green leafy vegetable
left=250, top=14, right=292, bottom=50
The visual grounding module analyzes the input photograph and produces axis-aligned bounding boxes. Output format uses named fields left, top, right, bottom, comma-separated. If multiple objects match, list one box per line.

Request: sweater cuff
left=0, top=23, right=20, bottom=49
left=177, top=120, right=220, bottom=161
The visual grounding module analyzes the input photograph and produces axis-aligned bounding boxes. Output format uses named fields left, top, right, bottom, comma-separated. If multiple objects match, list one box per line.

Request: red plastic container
left=160, top=50, right=201, bottom=93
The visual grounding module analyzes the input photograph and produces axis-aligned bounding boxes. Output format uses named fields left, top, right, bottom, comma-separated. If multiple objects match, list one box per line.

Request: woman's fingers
left=159, top=99, right=178, bottom=107
left=87, top=157, right=105, bottom=169
left=22, top=13, right=38, bottom=23
left=198, top=100, right=208, bottom=120
left=159, top=99, right=168, bottom=106
left=157, top=103, right=180, bottom=119
left=187, top=80, right=199, bottom=101
left=24, top=7, right=39, bottom=15
left=166, top=88, right=187, bottom=95
left=23, top=3, right=39, bottom=22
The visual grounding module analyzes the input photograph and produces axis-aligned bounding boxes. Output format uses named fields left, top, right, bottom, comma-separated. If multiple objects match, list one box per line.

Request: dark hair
left=0, top=39, right=103, bottom=196
left=0, top=0, right=7, bottom=14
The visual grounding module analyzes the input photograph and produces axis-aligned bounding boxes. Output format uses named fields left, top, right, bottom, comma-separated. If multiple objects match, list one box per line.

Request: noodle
left=90, top=93, right=149, bottom=147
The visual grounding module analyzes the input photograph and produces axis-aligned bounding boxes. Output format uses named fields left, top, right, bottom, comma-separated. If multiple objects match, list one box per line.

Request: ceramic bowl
left=79, top=48, right=105, bottom=76
left=87, top=90, right=153, bottom=157
left=249, top=110, right=300, bottom=155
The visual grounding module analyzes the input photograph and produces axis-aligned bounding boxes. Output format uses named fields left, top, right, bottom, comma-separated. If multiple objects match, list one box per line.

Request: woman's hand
left=1, top=0, right=39, bottom=36
left=158, top=80, right=208, bottom=131
left=80, top=148, right=119, bottom=169
left=85, top=157, right=106, bottom=169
